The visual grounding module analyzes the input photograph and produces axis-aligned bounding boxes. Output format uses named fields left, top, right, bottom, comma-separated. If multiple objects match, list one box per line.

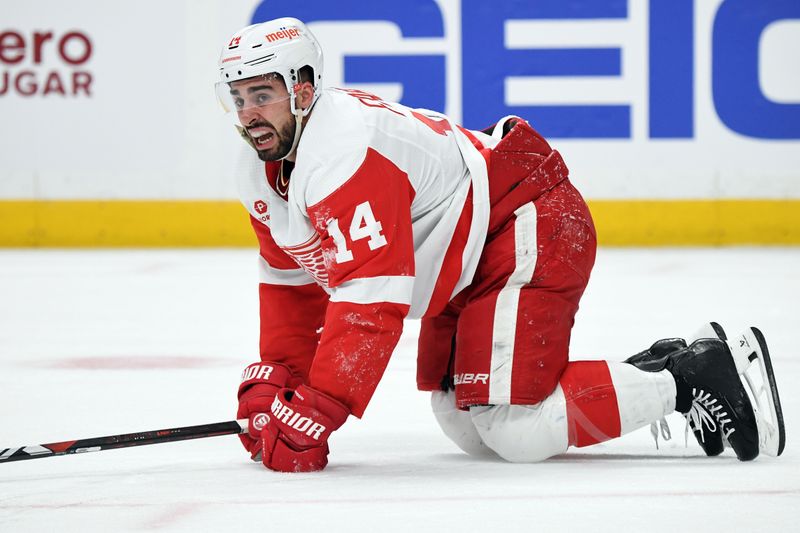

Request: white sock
left=607, top=362, right=676, bottom=434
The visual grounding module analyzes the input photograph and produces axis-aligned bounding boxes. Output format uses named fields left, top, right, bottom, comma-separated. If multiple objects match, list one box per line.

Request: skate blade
left=729, top=327, right=786, bottom=456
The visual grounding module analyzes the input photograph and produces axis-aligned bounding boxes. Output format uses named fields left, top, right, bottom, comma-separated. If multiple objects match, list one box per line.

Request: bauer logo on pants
left=454, top=373, right=489, bottom=386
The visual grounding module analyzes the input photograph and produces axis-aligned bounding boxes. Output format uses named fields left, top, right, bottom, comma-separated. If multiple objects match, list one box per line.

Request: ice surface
left=1, top=248, right=798, bottom=532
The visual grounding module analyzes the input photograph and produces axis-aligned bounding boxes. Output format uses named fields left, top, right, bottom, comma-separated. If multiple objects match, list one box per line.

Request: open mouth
left=248, top=127, right=276, bottom=148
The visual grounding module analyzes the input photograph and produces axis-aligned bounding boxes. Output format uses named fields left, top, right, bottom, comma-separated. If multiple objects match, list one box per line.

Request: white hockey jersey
left=237, top=87, right=499, bottom=416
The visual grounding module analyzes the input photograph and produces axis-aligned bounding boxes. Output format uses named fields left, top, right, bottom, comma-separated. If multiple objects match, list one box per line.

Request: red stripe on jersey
left=249, top=215, right=300, bottom=270
left=410, top=111, right=452, bottom=136
left=419, top=126, right=491, bottom=317
left=560, top=361, right=621, bottom=447
left=306, top=148, right=416, bottom=288
left=303, top=148, right=415, bottom=415
left=457, top=126, right=485, bottom=151
left=423, top=185, right=473, bottom=318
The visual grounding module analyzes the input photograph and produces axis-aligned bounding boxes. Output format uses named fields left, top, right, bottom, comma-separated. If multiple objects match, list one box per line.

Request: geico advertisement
left=1, top=0, right=798, bottom=200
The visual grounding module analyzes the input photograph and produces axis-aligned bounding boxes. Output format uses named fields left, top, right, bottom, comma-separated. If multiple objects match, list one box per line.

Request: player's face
left=230, top=75, right=295, bottom=161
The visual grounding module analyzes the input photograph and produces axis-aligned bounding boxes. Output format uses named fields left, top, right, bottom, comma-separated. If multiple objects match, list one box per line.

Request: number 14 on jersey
left=328, top=201, right=388, bottom=263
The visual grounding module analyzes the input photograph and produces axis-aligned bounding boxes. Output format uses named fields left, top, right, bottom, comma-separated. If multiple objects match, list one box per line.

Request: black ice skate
left=624, top=323, right=727, bottom=456
left=666, top=339, right=759, bottom=461
left=728, top=327, right=785, bottom=457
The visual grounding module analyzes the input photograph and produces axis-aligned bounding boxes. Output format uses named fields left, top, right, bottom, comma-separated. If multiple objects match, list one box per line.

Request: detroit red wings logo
left=281, top=234, right=329, bottom=286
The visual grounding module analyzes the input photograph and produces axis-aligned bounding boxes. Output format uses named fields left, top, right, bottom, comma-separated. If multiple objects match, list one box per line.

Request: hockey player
left=219, top=18, right=785, bottom=472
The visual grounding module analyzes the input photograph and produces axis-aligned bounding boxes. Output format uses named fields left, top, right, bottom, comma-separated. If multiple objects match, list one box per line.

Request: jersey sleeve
left=304, top=148, right=416, bottom=417
left=249, top=215, right=329, bottom=383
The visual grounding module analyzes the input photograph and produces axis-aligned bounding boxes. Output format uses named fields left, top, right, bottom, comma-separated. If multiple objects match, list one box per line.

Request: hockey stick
left=0, top=419, right=248, bottom=463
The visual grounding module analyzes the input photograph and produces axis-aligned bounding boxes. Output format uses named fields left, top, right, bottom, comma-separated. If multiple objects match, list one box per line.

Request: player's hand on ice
left=261, top=385, right=349, bottom=472
left=237, top=361, right=294, bottom=461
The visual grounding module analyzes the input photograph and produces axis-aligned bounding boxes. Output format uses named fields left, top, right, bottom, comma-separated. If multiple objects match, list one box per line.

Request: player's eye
left=234, top=97, right=245, bottom=109
left=256, top=93, right=273, bottom=105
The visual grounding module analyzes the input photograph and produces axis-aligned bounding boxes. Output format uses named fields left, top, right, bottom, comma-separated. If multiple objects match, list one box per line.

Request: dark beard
left=253, top=120, right=296, bottom=162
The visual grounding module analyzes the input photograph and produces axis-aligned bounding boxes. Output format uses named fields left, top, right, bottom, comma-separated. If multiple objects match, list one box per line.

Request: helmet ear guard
left=288, top=77, right=318, bottom=118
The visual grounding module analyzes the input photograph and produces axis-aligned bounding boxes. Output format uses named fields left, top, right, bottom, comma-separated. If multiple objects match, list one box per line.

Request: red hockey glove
left=261, top=385, right=350, bottom=472
left=237, top=361, right=294, bottom=461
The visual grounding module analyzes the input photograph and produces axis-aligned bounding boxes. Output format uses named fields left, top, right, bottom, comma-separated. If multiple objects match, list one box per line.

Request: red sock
left=559, top=361, right=622, bottom=447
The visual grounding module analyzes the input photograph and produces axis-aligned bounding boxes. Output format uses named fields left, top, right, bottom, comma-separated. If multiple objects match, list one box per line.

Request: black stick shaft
left=0, top=419, right=248, bottom=463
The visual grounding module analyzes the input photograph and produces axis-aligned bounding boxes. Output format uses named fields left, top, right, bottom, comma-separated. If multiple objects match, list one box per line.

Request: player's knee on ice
left=469, top=398, right=570, bottom=463
left=430, top=390, right=497, bottom=458
left=431, top=390, right=570, bottom=463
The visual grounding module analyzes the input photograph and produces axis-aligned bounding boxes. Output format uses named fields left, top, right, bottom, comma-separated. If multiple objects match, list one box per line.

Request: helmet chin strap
left=279, top=86, right=318, bottom=161
left=278, top=109, right=304, bottom=161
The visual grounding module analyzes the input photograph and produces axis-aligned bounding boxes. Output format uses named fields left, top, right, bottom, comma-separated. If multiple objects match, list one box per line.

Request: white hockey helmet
left=216, top=18, right=323, bottom=118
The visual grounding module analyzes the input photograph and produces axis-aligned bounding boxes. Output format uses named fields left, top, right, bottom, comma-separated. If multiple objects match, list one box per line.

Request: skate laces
left=649, top=418, right=672, bottom=449
left=684, top=388, right=733, bottom=445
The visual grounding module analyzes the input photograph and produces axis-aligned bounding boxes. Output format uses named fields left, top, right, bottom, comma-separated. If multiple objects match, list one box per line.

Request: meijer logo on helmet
left=265, top=27, right=300, bottom=43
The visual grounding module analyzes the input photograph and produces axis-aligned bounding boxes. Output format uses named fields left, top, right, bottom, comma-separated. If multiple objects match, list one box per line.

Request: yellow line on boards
left=589, top=200, right=800, bottom=246
left=0, top=200, right=798, bottom=247
left=0, top=201, right=256, bottom=247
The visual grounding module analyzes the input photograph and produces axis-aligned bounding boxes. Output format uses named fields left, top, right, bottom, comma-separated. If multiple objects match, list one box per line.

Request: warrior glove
left=237, top=362, right=294, bottom=461
left=261, top=385, right=350, bottom=472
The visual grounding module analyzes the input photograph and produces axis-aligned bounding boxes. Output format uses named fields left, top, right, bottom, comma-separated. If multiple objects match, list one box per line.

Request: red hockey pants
left=417, top=121, right=597, bottom=409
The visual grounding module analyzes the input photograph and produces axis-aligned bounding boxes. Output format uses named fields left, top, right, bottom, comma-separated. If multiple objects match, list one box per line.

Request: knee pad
left=430, top=391, right=497, bottom=457
left=469, top=392, right=569, bottom=463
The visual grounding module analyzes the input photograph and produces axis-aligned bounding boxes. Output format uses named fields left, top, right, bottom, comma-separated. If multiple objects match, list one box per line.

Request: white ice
left=1, top=248, right=798, bottom=532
